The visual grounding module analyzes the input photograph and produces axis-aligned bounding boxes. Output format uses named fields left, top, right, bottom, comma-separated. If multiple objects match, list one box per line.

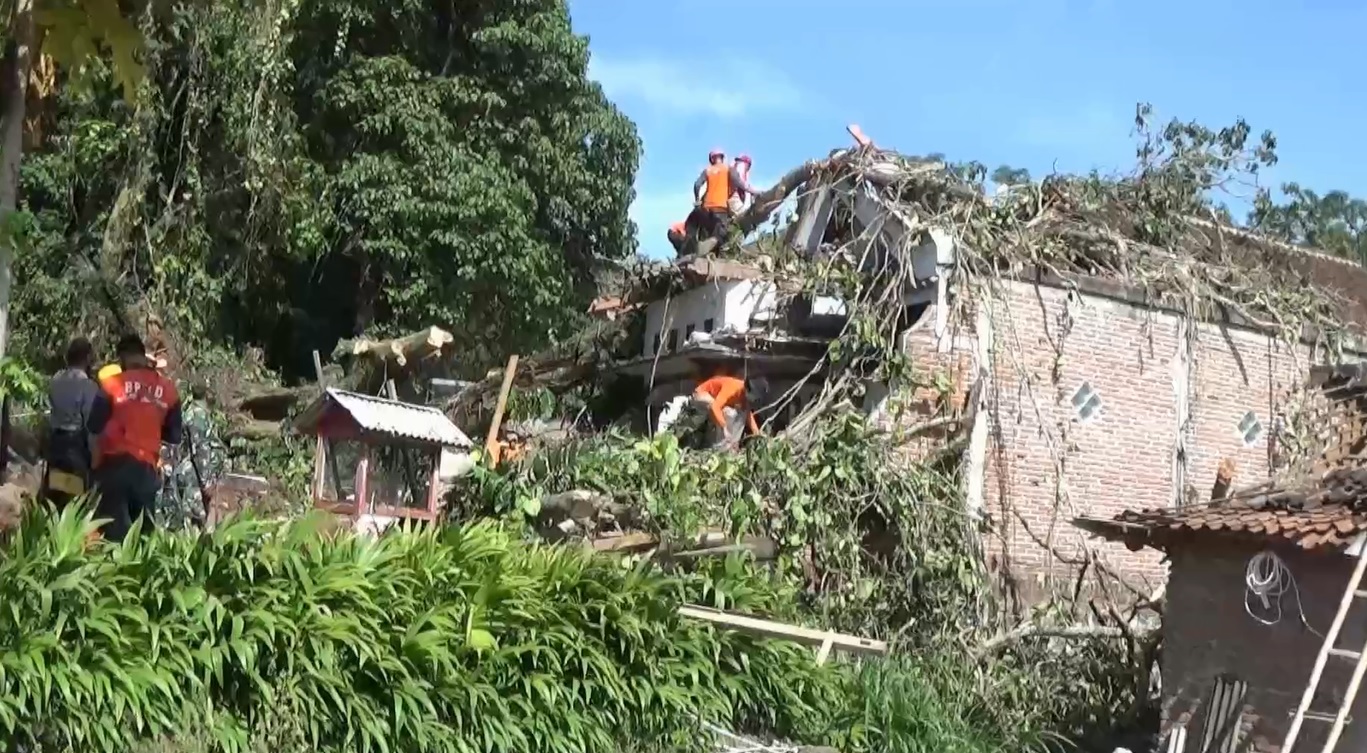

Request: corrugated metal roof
left=311, top=388, right=473, bottom=447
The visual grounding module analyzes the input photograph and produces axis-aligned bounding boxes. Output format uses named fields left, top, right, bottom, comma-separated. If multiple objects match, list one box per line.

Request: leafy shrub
left=0, top=506, right=850, bottom=752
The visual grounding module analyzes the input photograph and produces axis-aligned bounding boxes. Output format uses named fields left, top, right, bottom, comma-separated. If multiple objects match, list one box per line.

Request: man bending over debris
left=87, top=333, right=183, bottom=542
left=41, top=337, right=99, bottom=510
left=692, top=366, right=762, bottom=448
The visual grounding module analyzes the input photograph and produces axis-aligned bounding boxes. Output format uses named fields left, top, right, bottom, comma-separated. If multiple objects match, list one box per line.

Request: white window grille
left=1238, top=411, right=1263, bottom=447
left=1071, top=382, right=1103, bottom=422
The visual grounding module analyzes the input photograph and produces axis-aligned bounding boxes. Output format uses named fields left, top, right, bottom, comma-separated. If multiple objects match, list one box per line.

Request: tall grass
left=0, top=505, right=1058, bottom=752
left=0, top=505, right=851, bottom=752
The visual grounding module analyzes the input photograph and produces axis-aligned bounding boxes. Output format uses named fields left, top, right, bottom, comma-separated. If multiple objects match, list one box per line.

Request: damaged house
left=593, top=134, right=1367, bottom=603
left=1075, top=362, right=1367, bottom=753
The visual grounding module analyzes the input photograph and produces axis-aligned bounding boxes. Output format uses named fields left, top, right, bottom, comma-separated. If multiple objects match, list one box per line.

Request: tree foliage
left=454, top=420, right=1139, bottom=748
left=11, top=0, right=639, bottom=376
left=1251, top=182, right=1367, bottom=265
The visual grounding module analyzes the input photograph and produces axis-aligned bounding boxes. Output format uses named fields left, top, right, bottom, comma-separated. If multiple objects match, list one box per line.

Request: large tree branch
left=973, top=623, right=1138, bottom=661
left=736, top=155, right=849, bottom=236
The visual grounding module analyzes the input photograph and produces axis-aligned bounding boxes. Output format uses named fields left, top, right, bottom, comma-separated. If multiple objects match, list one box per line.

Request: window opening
left=1238, top=411, right=1263, bottom=446
left=1071, top=382, right=1103, bottom=422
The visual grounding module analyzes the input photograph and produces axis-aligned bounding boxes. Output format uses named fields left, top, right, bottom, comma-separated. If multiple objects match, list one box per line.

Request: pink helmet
left=735, top=154, right=752, bottom=165
left=708, top=148, right=725, bottom=160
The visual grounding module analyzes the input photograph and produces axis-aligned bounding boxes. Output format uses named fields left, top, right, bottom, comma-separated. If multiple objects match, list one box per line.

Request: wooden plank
left=677, top=605, right=888, bottom=658
left=484, top=355, right=519, bottom=467
left=312, top=350, right=346, bottom=507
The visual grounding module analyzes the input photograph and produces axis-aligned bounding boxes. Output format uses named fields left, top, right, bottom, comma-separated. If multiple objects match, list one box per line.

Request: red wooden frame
left=309, top=435, right=442, bottom=523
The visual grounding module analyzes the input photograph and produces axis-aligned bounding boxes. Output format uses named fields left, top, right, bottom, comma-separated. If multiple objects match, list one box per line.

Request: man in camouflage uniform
left=154, top=385, right=226, bottom=529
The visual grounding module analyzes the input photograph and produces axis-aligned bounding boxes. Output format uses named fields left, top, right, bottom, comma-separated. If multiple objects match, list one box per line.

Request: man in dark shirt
left=41, top=337, right=99, bottom=510
left=88, top=334, right=183, bottom=541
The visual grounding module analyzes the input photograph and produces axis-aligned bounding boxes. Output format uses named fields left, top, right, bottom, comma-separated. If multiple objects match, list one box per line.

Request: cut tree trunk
left=0, top=0, right=37, bottom=357
left=333, top=326, right=455, bottom=370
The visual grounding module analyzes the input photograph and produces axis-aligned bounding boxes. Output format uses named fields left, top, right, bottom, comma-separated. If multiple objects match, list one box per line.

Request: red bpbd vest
left=97, top=368, right=178, bottom=467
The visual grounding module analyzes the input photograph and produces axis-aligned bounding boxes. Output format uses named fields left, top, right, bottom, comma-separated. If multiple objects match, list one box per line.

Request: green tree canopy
left=1250, top=182, right=1367, bottom=265
left=13, top=0, right=640, bottom=377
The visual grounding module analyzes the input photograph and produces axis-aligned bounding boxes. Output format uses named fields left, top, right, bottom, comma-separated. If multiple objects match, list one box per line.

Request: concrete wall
left=641, top=280, right=778, bottom=359
left=902, top=277, right=1327, bottom=590
left=1163, top=541, right=1363, bottom=753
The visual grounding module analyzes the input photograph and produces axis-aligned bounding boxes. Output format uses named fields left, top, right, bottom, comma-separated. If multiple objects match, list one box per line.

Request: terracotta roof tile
left=1074, top=466, right=1367, bottom=551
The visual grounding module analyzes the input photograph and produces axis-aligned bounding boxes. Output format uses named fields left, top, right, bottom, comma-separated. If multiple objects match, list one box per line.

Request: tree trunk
left=0, top=0, right=37, bottom=357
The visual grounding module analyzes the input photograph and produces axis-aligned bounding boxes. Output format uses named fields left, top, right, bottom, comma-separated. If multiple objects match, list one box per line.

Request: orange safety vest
left=96, top=368, right=179, bottom=467
left=702, top=163, right=731, bottom=210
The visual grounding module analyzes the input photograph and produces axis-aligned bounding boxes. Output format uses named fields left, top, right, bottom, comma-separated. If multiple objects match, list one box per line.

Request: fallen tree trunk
left=973, top=622, right=1138, bottom=661
left=225, top=418, right=282, bottom=442
left=586, top=529, right=779, bottom=562
left=238, top=386, right=314, bottom=422
left=736, top=159, right=830, bottom=236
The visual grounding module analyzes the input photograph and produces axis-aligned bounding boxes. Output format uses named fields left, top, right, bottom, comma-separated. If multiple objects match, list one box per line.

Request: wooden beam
left=677, top=605, right=888, bottom=659
left=484, top=355, right=519, bottom=467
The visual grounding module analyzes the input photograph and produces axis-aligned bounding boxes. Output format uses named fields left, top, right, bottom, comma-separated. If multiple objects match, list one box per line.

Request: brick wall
left=902, top=277, right=1330, bottom=593
left=1164, top=540, right=1363, bottom=753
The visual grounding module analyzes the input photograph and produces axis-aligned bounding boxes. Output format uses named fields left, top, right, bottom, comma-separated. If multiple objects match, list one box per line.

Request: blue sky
left=569, top=0, right=1367, bottom=259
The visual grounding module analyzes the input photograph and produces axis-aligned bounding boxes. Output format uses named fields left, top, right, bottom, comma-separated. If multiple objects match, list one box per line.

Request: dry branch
left=973, top=623, right=1133, bottom=660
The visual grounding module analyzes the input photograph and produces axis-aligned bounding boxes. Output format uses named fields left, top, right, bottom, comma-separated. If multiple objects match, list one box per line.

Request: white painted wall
left=641, top=280, right=779, bottom=358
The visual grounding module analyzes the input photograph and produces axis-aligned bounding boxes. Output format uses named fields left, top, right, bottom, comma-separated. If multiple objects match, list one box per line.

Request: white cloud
left=590, top=56, right=801, bottom=119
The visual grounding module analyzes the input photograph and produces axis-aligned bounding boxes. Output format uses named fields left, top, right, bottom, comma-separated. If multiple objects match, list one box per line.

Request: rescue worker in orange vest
left=86, top=333, right=183, bottom=542
left=692, top=149, right=756, bottom=243
left=667, top=220, right=687, bottom=254
left=691, top=366, right=762, bottom=448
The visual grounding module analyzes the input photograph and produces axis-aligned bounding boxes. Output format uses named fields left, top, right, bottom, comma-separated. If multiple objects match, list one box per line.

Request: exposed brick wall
left=1163, top=540, right=1364, bottom=753
left=901, top=278, right=1342, bottom=594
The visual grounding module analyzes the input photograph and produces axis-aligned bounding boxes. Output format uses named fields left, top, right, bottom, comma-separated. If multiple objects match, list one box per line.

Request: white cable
left=1244, top=550, right=1323, bottom=637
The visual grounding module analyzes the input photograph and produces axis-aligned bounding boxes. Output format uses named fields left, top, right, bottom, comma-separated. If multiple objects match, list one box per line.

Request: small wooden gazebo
left=293, top=388, right=473, bottom=522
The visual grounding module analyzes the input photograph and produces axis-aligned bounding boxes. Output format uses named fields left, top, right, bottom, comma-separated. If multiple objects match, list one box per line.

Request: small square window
left=1238, top=411, right=1263, bottom=447
left=1070, top=382, right=1102, bottom=422
left=666, top=329, right=679, bottom=353
left=703, top=318, right=715, bottom=332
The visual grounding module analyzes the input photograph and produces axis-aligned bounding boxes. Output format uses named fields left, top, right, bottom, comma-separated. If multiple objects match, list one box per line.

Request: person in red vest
left=691, top=148, right=756, bottom=243
left=87, top=333, right=183, bottom=542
